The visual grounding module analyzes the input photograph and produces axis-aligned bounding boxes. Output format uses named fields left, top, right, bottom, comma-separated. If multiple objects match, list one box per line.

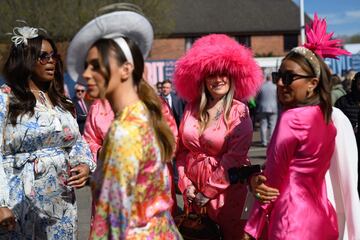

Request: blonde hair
left=198, top=79, right=235, bottom=132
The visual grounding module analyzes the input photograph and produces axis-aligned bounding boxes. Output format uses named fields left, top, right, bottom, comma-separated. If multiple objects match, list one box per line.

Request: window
left=235, top=36, right=251, bottom=48
left=284, top=34, right=298, bottom=51
left=185, top=37, right=200, bottom=51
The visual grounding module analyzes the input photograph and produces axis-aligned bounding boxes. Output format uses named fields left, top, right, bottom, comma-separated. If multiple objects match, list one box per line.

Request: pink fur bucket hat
left=174, top=34, right=263, bottom=103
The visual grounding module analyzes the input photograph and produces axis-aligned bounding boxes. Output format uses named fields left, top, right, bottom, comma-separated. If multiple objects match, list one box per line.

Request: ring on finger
left=255, top=192, right=262, bottom=199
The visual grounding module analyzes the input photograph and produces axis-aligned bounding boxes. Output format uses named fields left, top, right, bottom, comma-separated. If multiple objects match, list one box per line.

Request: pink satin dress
left=245, top=105, right=339, bottom=240
left=176, top=99, right=253, bottom=239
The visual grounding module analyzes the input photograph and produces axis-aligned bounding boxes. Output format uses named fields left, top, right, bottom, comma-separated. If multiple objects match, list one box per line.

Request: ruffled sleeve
left=68, top=135, right=96, bottom=172
left=0, top=87, right=10, bottom=207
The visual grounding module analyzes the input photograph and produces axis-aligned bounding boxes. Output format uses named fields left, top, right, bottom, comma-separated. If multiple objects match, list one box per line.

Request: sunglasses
left=38, top=52, right=60, bottom=65
left=76, top=89, right=85, bottom=93
left=272, top=71, right=315, bottom=86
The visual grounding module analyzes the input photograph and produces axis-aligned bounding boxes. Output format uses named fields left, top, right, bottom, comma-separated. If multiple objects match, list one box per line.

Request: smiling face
left=32, top=40, right=57, bottom=82
left=205, top=75, right=230, bottom=100
left=277, top=59, right=318, bottom=107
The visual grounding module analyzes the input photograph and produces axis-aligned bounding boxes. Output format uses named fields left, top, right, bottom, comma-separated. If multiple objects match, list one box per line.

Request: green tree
left=347, top=34, right=360, bottom=43
left=0, top=0, right=174, bottom=42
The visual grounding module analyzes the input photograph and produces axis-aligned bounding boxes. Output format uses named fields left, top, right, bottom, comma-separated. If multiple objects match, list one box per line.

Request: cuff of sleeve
left=78, top=158, right=97, bottom=173
left=0, top=199, right=9, bottom=208
left=178, top=177, right=192, bottom=194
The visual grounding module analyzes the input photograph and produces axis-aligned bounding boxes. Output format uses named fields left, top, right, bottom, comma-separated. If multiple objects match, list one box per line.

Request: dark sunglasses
left=272, top=71, right=315, bottom=86
left=38, top=52, right=60, bottom=65
left=76, top=89, right=85, bottom=93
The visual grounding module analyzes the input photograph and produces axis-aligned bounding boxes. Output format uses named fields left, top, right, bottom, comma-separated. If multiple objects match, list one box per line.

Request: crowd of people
left=0, top=4, right=359, bottom=240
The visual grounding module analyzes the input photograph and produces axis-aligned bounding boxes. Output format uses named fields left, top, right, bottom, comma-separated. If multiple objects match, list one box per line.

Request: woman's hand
left=250, top=174, right=279, bottom=204
left=67, top=164, right=90, bottom=189
left=195, top=192, right=210, bottom=207
left=185, top=185, right=196, bottom=203
left=0, top=207, right=16, bottom=231
left=242, top=232, right=254, bottom=240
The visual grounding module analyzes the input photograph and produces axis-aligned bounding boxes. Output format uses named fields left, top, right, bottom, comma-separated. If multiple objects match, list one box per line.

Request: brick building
left=145, top=0, right=310, bottom=85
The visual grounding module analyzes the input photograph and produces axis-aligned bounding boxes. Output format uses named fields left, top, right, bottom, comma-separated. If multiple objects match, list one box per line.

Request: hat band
left=113, top=37, right=134, bottom=65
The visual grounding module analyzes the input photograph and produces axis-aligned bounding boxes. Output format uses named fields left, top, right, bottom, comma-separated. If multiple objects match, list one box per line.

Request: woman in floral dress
left=0, top=27, right=95, bottom=239
left=69, top=8, right=182, bottom=239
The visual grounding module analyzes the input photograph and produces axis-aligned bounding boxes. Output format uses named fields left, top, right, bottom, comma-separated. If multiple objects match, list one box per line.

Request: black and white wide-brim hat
left=66, top=6, right=154, bottom=83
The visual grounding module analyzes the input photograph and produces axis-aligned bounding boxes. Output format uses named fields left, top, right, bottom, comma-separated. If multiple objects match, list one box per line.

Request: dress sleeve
left=245, top=111, right=301, bottom=239
left=327, top=108, right=360, bottom=239
left=201, top=106, right=253, bottom=199
left=91, top=124, right=141, bottom=239
left=175, top=106, right=193, bottom=194
left=68, top=122, right=97, bottom=172
left=83, top=102, right=103, bottom=162
left=160, top=97, right=178, bottom=144
left=0, top=89, right=10, bottom=207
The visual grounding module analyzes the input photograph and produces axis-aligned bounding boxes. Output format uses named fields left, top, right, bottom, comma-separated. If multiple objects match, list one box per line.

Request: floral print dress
left=0, top=86, right=96, bottom=239
left=90, top=101, right=182, bottom=240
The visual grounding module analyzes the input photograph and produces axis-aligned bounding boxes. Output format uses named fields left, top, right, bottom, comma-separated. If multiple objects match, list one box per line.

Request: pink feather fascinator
left=174, top=34, right=263, bottom=103
left=304, top=13, right=350, bottom=59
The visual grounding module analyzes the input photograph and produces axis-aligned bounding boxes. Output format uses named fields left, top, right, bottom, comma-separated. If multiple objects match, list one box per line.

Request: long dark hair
left=283, top=51, right=332, bottom=123
left=2, top=35, right=74, bottom=125
left=92, top=37, right=175, bottom=162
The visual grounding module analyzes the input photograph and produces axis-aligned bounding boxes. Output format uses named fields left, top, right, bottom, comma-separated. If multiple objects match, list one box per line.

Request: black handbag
left=174, top=207, right=221, bottom=240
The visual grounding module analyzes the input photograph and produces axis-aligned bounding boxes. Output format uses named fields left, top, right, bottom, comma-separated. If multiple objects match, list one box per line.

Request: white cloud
left=308, top=11, right=359, bottom=36
left=312, top=11, right=360, bottom=25
left=345, top=10, right=360, bottom=18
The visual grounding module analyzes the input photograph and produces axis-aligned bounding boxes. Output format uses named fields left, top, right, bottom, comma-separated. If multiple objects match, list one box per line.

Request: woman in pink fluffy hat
left=174, top=34, right=263, bottom=239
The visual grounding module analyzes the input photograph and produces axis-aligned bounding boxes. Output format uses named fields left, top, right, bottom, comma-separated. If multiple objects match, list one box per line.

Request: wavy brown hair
left=3, top=35, right=74, bottom=125
left=91, top=37, right=175, bottom=162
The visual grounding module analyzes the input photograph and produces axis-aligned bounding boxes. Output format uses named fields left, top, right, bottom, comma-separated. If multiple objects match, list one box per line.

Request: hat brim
left=66, top=11, right=153, bottom=83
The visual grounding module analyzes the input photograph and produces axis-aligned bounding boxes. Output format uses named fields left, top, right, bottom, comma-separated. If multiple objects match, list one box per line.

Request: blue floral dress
left=0, top=85, right=96, bottom=239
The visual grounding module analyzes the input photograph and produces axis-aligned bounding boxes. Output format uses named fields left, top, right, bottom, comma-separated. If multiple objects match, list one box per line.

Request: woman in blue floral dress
left=0, top=26, right=96, bottom=239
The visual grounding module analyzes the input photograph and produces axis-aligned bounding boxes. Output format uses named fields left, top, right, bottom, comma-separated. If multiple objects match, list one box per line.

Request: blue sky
left=292, top=0, right=360, bottom=36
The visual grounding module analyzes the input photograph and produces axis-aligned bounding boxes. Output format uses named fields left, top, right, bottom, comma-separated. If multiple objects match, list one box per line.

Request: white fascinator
left=7, top=20, right=47, bottom=47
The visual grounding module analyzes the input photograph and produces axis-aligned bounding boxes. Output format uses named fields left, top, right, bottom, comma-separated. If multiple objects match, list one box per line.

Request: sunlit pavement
left=76, top=130, right=267, bottom=239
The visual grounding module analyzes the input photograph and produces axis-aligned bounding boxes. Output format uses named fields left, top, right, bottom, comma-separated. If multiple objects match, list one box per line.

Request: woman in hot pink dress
left=244, top=14, right=351, bottom=240
left=174, top=34, right=263, bottom=239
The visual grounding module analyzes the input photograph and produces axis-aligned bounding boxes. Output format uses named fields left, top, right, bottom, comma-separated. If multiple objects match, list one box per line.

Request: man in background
left=156, top=81, right=163, bottom=95
left=161, top=79, right=185, bottom=128
left=256, top=74, right=278, bottom=147
left=73, top=83, right=89, bottom=134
